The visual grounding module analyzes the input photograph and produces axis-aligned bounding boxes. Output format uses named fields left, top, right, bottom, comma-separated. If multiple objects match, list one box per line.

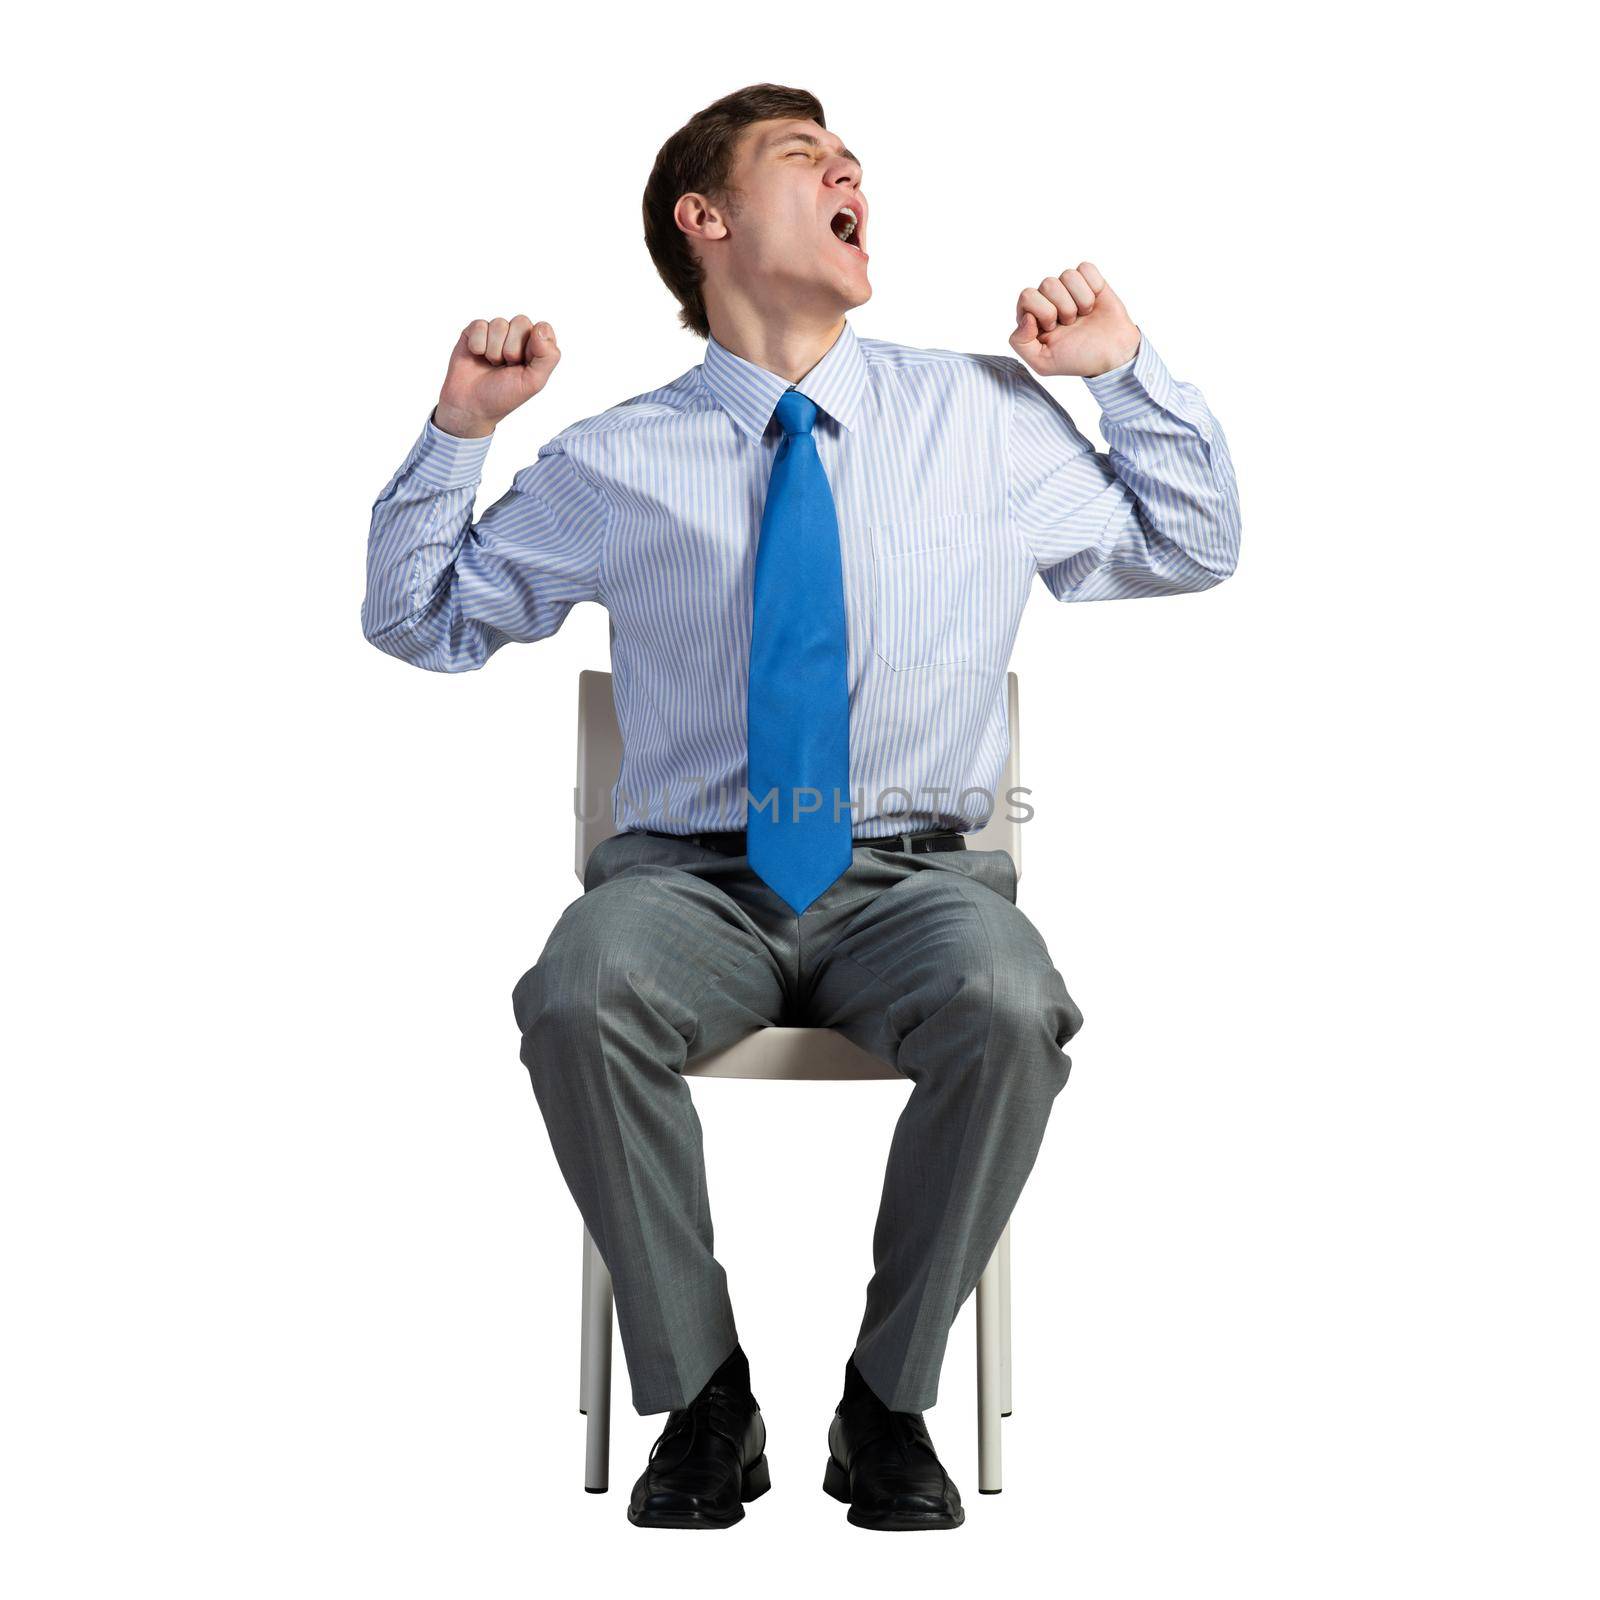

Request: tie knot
left=774, top=389, right=818, bottom=437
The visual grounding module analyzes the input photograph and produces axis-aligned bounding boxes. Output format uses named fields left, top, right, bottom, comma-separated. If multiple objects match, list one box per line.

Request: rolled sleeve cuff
left=404, top=412, right=496, bottom=490
left=1082, top=332, right=1178, bottom=424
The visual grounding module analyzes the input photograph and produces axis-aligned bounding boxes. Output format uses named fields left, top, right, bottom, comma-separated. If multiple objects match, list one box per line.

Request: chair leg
left=579, top=1222, right=592, bottom=1414
left=581, top=1227, right=613, bottom=1492
left=976, top=1240, right=1003, bottom=1493
left=999, top=1216, right=1013, bottom=1417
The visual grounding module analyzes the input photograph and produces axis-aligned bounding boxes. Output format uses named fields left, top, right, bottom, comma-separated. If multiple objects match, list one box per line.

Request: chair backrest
left=575, top=669, right=1022, bottom=884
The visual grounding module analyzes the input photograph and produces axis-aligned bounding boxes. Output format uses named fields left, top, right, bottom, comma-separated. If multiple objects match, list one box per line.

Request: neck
left=706, top=301, right=847, bottom=385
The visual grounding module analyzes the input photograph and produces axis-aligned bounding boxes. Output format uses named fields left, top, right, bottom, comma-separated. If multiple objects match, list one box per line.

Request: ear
left=675, top=191, right=729, bottom=246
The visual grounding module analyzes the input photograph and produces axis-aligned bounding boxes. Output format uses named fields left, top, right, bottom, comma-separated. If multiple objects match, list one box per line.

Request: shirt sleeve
left=361, top=413, right=609, bottom=672
left=1006, top=335, right=1241, bottom=601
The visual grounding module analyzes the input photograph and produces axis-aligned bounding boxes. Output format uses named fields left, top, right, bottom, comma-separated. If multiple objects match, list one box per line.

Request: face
left=685, top=117, right=871, bottom=322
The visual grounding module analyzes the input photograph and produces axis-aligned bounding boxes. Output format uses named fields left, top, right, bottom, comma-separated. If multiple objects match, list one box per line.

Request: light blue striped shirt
left=362, top=320, right=1240, bottom=837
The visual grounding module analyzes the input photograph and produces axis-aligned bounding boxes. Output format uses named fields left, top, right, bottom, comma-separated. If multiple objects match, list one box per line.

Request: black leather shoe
left=628, top=1346, right=769, bottom=1529
left=823, top=1357, right=964, bottom=1530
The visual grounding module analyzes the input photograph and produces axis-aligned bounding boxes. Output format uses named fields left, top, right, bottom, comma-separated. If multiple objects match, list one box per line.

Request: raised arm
left=362, top=316, right=608, bottom=672
left=1005, top=262, right=1241, bottom=601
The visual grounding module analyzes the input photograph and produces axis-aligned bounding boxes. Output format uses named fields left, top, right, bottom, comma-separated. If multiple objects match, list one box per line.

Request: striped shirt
left=362, top=319, right=1241, bottom=837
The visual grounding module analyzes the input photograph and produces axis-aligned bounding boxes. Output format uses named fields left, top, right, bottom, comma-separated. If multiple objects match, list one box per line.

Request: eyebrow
left=766, top=129, right=862, bottom=168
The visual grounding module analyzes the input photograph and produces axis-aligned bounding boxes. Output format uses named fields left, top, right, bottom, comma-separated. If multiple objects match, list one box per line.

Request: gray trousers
left=512, top=828, right=1082, bottom=1417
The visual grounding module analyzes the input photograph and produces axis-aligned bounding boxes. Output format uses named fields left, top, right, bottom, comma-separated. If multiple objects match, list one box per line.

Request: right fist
left=434, top=315, right=560, bottom=437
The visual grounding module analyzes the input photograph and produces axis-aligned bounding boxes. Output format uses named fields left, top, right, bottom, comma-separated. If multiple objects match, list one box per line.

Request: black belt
left=635, top=826, right=968, bottom=858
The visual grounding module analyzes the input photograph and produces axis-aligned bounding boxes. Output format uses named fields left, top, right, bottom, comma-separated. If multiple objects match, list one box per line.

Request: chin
left=838, top=273, right=872, bottom=310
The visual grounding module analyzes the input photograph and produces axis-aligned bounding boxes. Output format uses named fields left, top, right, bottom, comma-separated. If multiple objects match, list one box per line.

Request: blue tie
left=745, top=388, right=853, bottom=916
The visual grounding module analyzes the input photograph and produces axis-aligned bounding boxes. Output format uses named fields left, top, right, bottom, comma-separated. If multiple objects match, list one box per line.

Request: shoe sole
left=822, top=1454, right=965, bottom=1530
left=627, top=1453, right=771, bottom=1528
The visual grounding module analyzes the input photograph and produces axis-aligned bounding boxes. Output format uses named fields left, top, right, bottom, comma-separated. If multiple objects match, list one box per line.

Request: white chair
left=574, top=669, right=1023, bottom=1495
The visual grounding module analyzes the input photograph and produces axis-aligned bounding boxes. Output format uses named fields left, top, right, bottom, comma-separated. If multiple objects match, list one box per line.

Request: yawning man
left=362, top=82, right=1241, bottom=1531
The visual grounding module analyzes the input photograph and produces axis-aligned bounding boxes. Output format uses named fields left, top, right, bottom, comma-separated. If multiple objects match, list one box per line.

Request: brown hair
left=642, top=83, right=827, bottom=340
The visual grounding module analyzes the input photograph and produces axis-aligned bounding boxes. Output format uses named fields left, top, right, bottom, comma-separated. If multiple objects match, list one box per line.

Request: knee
left=946, top=955, right=1076, bottom=1028
left=512, top=938, right=611, bottom=1091
left=512, top=897, right=607, bottom=1043
left=1045, top=970, right=1084, bottom=1048
left=512, top=884, right=678, bottom=1046
left=510, top=958, right=550, bottom=1039
left=932, top=958, right=1082, bottom=1064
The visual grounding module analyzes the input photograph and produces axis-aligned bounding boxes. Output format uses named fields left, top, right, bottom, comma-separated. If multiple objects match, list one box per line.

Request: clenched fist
left=1009, top=262, right=1140, bottom=379
left=433, top=315, right=561, bottom=439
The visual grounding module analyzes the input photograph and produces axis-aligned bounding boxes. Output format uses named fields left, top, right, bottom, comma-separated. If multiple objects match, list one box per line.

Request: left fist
left=1010, top=261, right=1140, bottom=378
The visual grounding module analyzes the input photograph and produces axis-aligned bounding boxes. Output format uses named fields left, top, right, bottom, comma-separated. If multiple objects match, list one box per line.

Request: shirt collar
left=699, top=318, right=868, bottom=441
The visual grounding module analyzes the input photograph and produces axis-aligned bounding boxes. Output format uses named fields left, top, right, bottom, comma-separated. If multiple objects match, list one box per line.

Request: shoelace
left=842, top=1399, right=943, bottom=1474
left=647, top=1383, right=751, bottom=1472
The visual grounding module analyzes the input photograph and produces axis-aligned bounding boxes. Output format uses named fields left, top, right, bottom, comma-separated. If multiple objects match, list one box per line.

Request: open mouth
left=829, top=204, right=868, bottom=258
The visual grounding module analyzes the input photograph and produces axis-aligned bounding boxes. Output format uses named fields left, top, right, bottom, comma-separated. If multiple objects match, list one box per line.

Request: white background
left=6, top=2, right=1595, bottom=1593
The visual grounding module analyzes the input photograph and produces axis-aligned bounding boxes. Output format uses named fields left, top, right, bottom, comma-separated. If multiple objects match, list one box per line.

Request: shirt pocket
left=871, top=512, right=986, bottom=670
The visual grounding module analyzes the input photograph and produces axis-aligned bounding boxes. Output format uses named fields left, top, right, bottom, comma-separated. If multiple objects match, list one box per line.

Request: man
left=362, top=82, right=1240, bottom=1532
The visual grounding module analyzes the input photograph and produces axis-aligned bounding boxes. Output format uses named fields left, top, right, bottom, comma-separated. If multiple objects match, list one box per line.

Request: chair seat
left=686, top=1026, right=902, bottom=1081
